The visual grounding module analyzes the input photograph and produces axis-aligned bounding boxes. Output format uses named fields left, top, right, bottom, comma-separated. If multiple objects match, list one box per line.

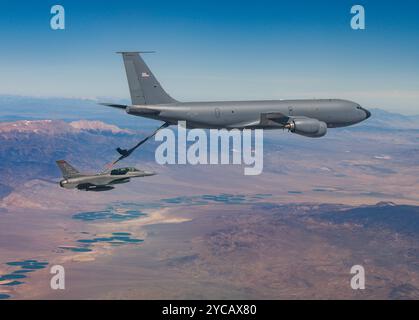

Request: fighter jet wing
left=109, top=177, right=131, bottom=184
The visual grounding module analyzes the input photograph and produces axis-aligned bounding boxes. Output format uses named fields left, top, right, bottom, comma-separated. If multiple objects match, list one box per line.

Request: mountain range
left=0, top=95, right=418, bottom=200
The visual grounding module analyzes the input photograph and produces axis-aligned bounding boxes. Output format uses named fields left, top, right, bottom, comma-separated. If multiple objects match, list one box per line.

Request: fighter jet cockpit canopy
left=110, top=167, right=140, bottom=175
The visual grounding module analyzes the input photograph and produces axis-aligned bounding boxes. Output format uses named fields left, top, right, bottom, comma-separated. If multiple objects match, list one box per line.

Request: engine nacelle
left=285, top=118, right=327, bottom=138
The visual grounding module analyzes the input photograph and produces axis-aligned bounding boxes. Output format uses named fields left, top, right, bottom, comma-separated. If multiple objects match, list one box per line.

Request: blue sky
left=0, top=0, right=418, bottom=114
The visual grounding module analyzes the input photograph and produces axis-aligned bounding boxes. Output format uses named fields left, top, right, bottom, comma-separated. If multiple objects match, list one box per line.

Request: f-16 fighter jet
left=56, top=160, right=155, bottom=191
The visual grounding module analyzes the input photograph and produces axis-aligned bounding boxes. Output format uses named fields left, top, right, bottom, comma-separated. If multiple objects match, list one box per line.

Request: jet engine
left=285, top=118, right=327, bottom=138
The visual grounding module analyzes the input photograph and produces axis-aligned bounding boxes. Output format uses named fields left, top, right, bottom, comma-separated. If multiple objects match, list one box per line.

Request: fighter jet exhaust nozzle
left=59, top=180, right=68, bottom=188
left=285, top=118, right=327, bottom=138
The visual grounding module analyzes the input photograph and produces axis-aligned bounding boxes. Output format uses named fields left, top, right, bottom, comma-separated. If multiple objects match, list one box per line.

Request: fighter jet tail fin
left=56, top=160, right=82, bottom=179
left=117, top=52, right=177, bottom=105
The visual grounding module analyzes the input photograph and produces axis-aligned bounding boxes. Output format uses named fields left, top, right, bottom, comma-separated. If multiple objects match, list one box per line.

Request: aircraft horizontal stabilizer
left=100, top=103, right=161, bottom=117
left=99, top=103, right=128, bottom=109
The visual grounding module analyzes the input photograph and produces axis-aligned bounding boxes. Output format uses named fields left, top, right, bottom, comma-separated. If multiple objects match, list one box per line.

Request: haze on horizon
left=0, top=0, right=418, bottom=115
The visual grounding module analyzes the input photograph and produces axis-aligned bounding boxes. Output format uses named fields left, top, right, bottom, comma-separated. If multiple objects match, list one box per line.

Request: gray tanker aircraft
left=56, top=160, right=155, bottom=191
left=102, top=52, right=370, bottom=138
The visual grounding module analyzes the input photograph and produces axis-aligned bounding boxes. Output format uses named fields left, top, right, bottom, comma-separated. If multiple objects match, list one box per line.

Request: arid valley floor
left=1, top=97, right=419, bottom=299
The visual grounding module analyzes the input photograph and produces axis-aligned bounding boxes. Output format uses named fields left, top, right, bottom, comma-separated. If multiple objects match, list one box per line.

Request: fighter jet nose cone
left=139, top=171, right=156, bottom=176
